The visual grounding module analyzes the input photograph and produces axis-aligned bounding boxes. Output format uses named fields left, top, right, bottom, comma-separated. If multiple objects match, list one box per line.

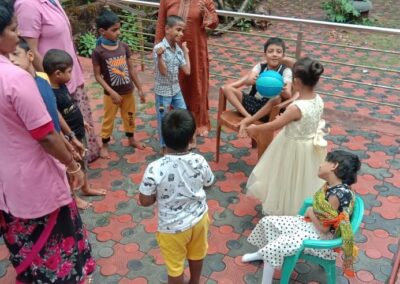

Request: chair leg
left=215, top=122, right=222, bottom=162
left=280, top=255, right=297, bottom=284
left=326, top=262, right=336, bottom=284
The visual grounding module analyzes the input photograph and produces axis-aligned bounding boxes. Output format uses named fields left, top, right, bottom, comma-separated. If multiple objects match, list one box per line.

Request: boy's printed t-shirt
left=34, top=75, right=61, bottom=132
left=153, top=38, right=186, bottom=97
left=92, top=42, right=134, bottom=95
left=53, top=84, right=85, bottom=140
left=139, top=152, right=214, bottom=233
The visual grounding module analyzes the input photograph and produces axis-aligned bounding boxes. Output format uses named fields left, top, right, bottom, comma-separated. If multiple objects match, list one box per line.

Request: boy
left=92, top=9, right=145, bottom=159
left=221, top=37, right=293, bottom=135
left=43, top=49, right=106, bottom=209
left=9, top=37, right=84, bottom=162
left=139, top=109, right=214, bottom=284
left=153, top=15, right=190, bottom=153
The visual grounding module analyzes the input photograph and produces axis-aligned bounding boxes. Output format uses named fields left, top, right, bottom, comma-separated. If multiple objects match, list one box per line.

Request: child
left=241, top=150, right=361, bottom=283
left=43, top=49, right=106, bottom=209
left=9, top=37, right=85, bottom=162
left=153, top=15, right=190, bottom=153
left=139, top=109, right=214, bottom=284
left=221, top=37, right=292, bottom=132
left=92, top=9, right=146, bottom=159
left=246, top=57, right=327, bottom=216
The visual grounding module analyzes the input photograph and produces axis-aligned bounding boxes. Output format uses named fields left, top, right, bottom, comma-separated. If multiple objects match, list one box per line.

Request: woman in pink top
left=14, top=0, right=100, bottom=162
left=0, top=3, right=94, bottom=283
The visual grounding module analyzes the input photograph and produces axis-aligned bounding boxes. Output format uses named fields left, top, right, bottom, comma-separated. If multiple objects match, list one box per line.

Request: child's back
left=141, top=152, right=213, bottom=232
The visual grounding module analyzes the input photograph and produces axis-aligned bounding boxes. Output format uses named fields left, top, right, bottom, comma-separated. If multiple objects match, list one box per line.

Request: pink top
left=15, top=0, right=84, bottom=94
left=0, top=55, right=72, bottom=219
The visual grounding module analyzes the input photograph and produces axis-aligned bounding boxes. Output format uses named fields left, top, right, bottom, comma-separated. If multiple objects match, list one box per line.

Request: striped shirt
left=153, top=38, right=186, bottom=96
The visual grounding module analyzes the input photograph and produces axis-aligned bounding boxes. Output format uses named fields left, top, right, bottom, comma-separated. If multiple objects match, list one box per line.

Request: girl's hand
left=84, top=121, right=93, bottom=133
left=245, top=124, right=258, bottom=139
left=199, top=0, right=206, bottom=12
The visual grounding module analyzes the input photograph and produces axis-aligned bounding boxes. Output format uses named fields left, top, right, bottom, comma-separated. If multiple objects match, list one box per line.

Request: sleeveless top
left=283, top=95, right=324, bottom=140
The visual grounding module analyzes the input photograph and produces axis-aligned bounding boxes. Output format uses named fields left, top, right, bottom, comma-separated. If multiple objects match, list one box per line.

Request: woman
left=155, top=0, right=219, bottom=137
left=0, top=2, right=94, bottom=283
left=14, top=0, right=100, bottom=162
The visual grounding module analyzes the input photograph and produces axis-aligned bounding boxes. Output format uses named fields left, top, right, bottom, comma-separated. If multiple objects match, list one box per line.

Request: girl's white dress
left=246, top=95, right=327, bottom=216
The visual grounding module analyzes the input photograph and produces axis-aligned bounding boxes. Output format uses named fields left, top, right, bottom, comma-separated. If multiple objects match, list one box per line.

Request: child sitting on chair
left=242, top=150, right=361, bottom=284
left=221, top=37, right=293, bottom=132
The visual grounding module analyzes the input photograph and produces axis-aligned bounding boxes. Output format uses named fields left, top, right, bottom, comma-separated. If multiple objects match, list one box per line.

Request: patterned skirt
left=0, top=202, right=95, bottom=283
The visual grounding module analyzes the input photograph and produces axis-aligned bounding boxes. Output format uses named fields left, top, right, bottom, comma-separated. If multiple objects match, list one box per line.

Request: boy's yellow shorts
left=156, top=213, right=210, bottom=277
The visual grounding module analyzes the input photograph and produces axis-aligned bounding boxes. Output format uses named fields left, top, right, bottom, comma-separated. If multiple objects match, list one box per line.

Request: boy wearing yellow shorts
left=139, top=109, right=214, bottom=284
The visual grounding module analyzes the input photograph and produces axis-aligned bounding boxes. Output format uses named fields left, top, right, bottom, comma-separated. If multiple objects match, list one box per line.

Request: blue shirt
left=153, top=38, right=186, bottom=97
left=34, top=75, right=61, bottom=132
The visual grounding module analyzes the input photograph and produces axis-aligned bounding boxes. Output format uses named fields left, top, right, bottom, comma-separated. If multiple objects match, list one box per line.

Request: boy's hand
left=245, top=124, right=258, bottom=139
left=182, top=42, right=189, bottom=54
left=246, top=72, right=258, bottom=85
left=83, top=120, right=93, bottom=133
left=156, top=46, right=165, bottom=56
left=138, top=89, right=146, bottom=103
left=110, top=91, right=122, bottom=105
left=71, top=137, right=85, bottom=158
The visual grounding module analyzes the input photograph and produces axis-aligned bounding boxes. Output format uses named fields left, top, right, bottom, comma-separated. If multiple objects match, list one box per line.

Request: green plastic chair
left=280, top=195, right=364, bottom=284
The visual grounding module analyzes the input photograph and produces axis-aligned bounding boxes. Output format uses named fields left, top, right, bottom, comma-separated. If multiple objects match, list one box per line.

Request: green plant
left=77, top=32, right=96, bottom=57
left=119, top=10, right=141, bottom=51
left=322, top=0, right=360, bottom=23
left=235, top=18, right=252, bottom=31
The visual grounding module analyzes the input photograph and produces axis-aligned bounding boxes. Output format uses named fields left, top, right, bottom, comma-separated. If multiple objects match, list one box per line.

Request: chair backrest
left=350, top=195, right=364, bottom=234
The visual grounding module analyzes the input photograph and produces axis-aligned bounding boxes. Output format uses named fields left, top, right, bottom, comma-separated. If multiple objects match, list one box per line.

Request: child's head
left=318, top=150, right=361, bottom=186
left=43, top=49, right=73, bottom=84
left=162, top=109, right=196, bottom=151
left=165, top=15, right=185, bottom=44
left=0, top=1, right=18, bottom=56
left=96, top=9, right=121, bottom=41
left=263, top=37, right=286, bottom=69
left=9, top=37, right=34, bottom=72
left=293, top=57, right=324, bottom=88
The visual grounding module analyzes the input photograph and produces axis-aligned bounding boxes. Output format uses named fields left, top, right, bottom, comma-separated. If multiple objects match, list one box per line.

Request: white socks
left=261, top=262, right=274, bottom=284
left=241, top=251, right=263, bottom=263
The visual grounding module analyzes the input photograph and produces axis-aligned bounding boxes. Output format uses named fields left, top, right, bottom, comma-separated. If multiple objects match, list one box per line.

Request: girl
left=245, top=57, right=327, bottom=215
left=0, top=3, right=94, bottom=283
left=242, top=150, right=361, bottom=283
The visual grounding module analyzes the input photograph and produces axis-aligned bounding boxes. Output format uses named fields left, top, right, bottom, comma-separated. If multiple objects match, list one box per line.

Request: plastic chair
left=215, top=87, right=298, bottom=162
left=280, top=195, right=365, bottom=284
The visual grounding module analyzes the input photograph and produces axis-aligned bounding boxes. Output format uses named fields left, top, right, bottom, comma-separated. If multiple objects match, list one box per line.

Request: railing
left=107, top=0, right=400, bottom=109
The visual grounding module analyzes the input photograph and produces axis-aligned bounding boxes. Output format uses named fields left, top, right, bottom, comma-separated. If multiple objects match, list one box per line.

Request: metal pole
left=295, top=24, right=303, bottom=59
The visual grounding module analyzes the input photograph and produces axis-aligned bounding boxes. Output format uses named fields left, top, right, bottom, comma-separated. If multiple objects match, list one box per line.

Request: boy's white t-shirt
left=139, top=152, right=214, bottom=233
left=252, top=63, right=293, bottom=84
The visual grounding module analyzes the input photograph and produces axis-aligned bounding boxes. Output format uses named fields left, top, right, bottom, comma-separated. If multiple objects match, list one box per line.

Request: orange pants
left=100, top=93, right=135, bottom=143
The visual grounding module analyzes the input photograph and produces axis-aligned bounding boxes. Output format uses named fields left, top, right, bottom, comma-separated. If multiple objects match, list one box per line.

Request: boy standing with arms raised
left=139, top=109, right=214, bottom=284
left=153, top=15, right=190, bottom=154
left=92, top=9, right=145, bottom=158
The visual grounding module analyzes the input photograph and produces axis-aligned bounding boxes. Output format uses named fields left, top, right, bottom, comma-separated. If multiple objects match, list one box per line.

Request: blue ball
left=256, top=70, right=284, bottom=98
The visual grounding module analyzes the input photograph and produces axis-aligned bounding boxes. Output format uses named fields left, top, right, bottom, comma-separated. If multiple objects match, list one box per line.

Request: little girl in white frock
left=245, top=57, right=328, bottom=216
left=242, top=150, right=361, bottom=284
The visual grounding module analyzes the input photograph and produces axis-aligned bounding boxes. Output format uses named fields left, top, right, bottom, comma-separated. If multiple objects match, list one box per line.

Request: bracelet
left=66, top=162, right=81, bottom=175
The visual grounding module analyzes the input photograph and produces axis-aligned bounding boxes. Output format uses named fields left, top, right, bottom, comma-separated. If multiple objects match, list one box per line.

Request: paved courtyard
left=1, top=14, right=399, bottom=283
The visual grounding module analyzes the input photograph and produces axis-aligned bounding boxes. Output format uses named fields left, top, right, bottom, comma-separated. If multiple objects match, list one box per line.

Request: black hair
left=162, top=109, right=196, bottom=151
left=326, top=150, right=361, bottom=185
left=43, top=49, right=73, bottom=76
left=0, top=0, right=13, bottom=34
left=263, top=37, right=286, bottom=53
left=166, top=15, right=184, bottom=28
left=96, top=9, right=120, bottom=30
left=17, top=36, right=30, bottom=52
left=293, top=57, right=324, bottom=87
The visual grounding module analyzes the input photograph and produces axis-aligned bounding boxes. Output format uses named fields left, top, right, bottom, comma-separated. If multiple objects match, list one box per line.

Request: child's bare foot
left=196, top=126, right=209, bottom=137
left=128, top=137, right=145, bottom=150
left=74, top=196, right=93, bottom=210
left=100, top=145, right=110, bottom=159
left=82, top=186, right=107, bottom=196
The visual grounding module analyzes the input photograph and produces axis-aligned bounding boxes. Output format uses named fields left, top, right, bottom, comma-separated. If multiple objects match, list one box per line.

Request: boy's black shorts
left=242, top=92, right=269, bottom=122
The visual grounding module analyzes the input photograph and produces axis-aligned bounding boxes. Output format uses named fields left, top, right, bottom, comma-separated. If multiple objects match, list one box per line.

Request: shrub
left=323, top=0, right=360, bottom=23
left=78, top=32, right=96, bottom=57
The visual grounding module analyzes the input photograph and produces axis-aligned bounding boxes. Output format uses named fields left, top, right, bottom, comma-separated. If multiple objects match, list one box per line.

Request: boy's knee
left=270, top=96, right=282, bottom=105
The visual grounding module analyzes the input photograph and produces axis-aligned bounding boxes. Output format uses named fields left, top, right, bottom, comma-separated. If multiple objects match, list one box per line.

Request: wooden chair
left=215, top=88, right=298, bottom=162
